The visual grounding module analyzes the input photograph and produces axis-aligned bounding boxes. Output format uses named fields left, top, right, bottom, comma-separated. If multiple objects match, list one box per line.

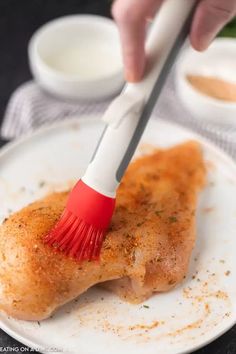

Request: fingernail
left=125, top=60, right=145, bottom=82
left=198, top=36, right=215, bottom=51
left=125, top=70, right=142, bottom=83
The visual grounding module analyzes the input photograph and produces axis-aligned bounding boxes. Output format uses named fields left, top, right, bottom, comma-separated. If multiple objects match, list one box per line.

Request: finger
left=190, top=0, right=236, bottom=51
left=112, top=0, right=163, bottom=82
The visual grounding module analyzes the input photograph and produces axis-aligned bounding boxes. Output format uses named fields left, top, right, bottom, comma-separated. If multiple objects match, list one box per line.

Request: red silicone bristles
left=44, top=210, right=74, bottom=246
left=44, top=210, right=106, bottom=261
left=68, top=222, right=88, bottom=258
left=92, top=230, right=104, bottom=260
left=44, top=180, right=115, bottom=261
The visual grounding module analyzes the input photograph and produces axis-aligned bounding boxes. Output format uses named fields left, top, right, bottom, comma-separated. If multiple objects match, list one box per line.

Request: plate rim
left=0, top=115, right=236, bottom=354
left=1, top=116, right=236, bottom=176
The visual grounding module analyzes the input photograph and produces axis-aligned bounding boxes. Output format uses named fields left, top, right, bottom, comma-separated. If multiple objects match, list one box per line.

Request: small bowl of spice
left=176, top=38, right=236, bottom=126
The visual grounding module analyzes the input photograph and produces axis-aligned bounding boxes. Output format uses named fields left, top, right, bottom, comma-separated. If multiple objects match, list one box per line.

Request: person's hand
left=112, top=0, right=236, bottom=82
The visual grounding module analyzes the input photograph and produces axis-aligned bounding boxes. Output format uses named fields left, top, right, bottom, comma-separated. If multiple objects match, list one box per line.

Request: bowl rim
left=28, top=14, right=124, bottom=84
left=176, top=38, right=236, bottom=109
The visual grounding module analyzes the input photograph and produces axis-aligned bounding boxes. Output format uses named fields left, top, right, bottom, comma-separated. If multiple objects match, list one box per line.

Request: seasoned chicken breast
left=0, top=142, right=205, bottom=320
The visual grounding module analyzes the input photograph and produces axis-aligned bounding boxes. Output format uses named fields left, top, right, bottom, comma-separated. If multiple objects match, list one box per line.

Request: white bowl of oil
left=28, top=15, right=124, bottom=101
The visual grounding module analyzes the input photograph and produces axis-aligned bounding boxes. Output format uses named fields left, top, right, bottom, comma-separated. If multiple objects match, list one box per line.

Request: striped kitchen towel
left=2, top=70, right=236, bottom=159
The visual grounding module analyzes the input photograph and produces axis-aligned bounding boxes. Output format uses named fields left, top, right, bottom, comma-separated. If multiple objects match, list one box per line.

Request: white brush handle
left=83, top=0, right=196, bottom=198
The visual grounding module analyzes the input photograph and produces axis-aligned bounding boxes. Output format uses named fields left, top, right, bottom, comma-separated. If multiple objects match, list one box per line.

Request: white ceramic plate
left=0, top=117, right=236, bottom=354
